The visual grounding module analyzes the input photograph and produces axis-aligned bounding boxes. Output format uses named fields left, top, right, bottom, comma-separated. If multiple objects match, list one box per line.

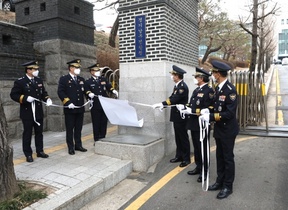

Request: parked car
left=2, top=0, right=16, bottom=12
left=274, top=59, right=281, bottom=65
left=282, top=58, right=288, bottom=65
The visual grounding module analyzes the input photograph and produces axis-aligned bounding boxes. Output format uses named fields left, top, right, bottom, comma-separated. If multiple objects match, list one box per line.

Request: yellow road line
left=13, top=126, right=117, bottom=165
left=276, top=68, right=284, bottom=125
left=125, top=136, right=257, bottom=210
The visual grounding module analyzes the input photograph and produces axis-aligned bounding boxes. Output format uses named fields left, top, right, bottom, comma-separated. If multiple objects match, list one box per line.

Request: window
left=40, top=3, right=46, bottom=11
left=74, top=6, right=80, bottom=15
left=2, top=35, right=12, bottom=45
left=287, top=19, right=288, bottom=24
left=281, top=19, right=284, bottom=25
left=24, top=7, right=30, bottom=15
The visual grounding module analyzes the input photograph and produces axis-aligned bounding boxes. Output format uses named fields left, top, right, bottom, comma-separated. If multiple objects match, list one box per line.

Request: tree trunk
left=108, top=14, right=119, bottom=48
left=0, top=99, right=19, bottom=201
left=249, top=0, right=258, bottom=74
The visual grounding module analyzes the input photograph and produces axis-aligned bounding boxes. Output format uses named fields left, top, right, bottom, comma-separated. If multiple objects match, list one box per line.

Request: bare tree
left=0, top=98, right=19, bottom=201
left=89, top=0, right=119, bottom=47
left=239, top=0, right=279, bottom=73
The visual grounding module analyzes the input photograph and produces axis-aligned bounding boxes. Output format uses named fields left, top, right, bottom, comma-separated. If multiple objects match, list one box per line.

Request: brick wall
left=15, top=0, right=95, bottom=45
left=0, top=21, right=44, bottom=80
left=118, top=0, right=199, bottom=66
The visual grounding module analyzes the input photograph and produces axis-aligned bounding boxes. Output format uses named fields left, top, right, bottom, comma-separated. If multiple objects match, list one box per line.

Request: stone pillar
left=118, top=0, right=199, bottom=155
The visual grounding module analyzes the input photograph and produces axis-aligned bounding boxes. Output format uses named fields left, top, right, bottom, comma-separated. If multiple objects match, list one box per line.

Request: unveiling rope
left=199, top=117, right=210, bottom=191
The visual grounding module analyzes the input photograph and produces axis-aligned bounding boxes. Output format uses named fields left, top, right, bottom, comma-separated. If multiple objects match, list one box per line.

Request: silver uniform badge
left=218, top=106, right=222, bottom=112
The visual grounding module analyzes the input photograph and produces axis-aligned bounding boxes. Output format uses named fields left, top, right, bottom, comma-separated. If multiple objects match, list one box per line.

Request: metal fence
left=229, top=70, right=267, bottom=131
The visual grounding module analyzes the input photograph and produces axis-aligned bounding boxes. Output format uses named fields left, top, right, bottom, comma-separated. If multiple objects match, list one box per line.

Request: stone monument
left=95, top=0, right=199, bottom=171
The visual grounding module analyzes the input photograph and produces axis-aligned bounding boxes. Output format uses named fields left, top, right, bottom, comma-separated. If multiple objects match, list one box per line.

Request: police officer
left=153, top=65, right=190, bottom=168
left=10, top=61, right=52, bottom=162
left=57, top=59, right=87, bottom=155
left=84, top=63, right=118, bottom=142
left=200, top=60, right=239, bottom=199
left=182, top=67, right=214, bottom=182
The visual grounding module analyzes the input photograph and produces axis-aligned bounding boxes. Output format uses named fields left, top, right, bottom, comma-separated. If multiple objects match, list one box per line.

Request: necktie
left=74, top=76, right=77, bottom=83
left=31, top=78, right=35, bottom=84
left=215, top=86, right=220, bottom=94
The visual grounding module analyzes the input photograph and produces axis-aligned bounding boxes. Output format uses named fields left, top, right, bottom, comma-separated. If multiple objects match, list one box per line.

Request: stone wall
left=15, top=0, right=95, bottom=45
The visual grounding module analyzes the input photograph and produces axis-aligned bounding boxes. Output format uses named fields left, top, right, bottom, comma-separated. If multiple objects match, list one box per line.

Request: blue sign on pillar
left=135, top=15, right=146, bottom=58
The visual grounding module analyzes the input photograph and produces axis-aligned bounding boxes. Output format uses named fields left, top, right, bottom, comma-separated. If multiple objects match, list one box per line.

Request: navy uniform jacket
left=10, top=75, right=49, bottom=120
left=57, top=74, right=85, bottom=114
left=163, top=80, right=189, bottom=122
left=210, top=80, right=239, bottom=138
left=84, top=76, right=114, bottom=109
left=186, top=84, right=214, bottom=131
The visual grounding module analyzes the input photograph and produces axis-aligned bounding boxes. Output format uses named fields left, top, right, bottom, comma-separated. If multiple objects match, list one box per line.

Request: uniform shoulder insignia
left=227, top=84, right=232, bottom=90
left=229, top=93, right=237, bottom=101
left=179, top=89, right=184, bottom=94
left=18, top=77, right=24, bottom=80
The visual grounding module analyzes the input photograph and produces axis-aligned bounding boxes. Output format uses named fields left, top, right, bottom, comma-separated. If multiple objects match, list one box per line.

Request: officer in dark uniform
left=184, top=67, right=214, bottom=182
left=10, top=61, right=51, bottom=162
left=201, top=60, right=239, bottom=199
left=153, top=65, right=190, bottom=168
left=84, top=63, right=118, bottom=142
left=57, top=59, right=87, bottom=155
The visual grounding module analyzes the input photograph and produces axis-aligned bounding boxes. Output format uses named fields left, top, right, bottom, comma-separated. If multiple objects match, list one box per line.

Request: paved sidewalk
left=12, top=123, right=132, bottom=210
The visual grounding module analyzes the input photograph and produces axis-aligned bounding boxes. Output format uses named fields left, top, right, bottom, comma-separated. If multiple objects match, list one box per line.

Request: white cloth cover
left=98, top=96, right=144, bottom=127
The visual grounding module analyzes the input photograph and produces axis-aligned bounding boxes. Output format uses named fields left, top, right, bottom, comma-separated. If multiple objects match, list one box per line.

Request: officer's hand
left=176, top=104, right=185, bottom=111
left=199, top=113, right=210, bottom=123
left=88, top=93, right=95, bottom=98
left=68, top=103, right=76, bottom=109
left=200, top=108, right=209, bottom=115
left=180, top=107, right=192, bottom=115
left=152, top=103, right=164, bottom=111
left=27, top=96, right=35, bottom=103
left=112, top=90, right=118, bottom=98
left=46, top=98, right=52, bottom=106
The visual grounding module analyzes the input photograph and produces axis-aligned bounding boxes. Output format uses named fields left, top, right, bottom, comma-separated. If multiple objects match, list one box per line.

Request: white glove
left=152, top=103, right=164, bottom=110
left=199, top=113, right=210, bottom=123
left=112, top=90, right=118, bottom=98
left=200, top=108, right=210, bottom=115
left=27, top=96, right=35, bottom=103
left=68, top=103, right=76, bottom=109
left=180, top=107, right=192, bottom=115
left=88, top=93, right=95, bottom=98
left=176, top=104, right=185, bottom=111
left=46, top=98, right=52, bottom=106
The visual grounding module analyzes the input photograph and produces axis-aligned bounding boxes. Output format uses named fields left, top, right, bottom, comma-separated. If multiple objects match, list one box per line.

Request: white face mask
left=211, top=75, right=217, bottom=83
left=193, top=78, right=199, bottom=85
left=170, top=75, right=174, bottom=81
left=74, top=68, right=81, bottom=75
left=94, top=71, right=101, bottom=77
left=32, top=70, right=39, bottom=77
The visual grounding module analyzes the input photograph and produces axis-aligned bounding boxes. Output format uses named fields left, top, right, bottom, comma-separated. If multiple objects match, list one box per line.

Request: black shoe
left=170, top=157, right=183, bottom=163
left=26, top=156, right=33, bottom=162
left=216, top=188, right=233, bottom=199
left=68, top=150, right=75, bottom=155
left=179, top=161, right=191, bottom=167
left=197, top=175, right=207, bottom=183
left=208, top=182, right=222, bottom=191
left=37, top=152, right=49, bottom=158
left=75, top=147, right=87, bottom=152
left=187, top=168, right=200, bottom=175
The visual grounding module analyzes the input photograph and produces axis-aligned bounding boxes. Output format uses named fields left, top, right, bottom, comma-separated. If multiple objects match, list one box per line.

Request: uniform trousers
left=215, top=137, right=236, bottom=190
left=173, top=121, right=190, bottom=161
left=191, top=130, right=210, bottom=173
left=91, top=108, right=108, bottom=141
left=22, top=118, right=44, bottom=157
left=64, top=113, right=84, bottom=150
